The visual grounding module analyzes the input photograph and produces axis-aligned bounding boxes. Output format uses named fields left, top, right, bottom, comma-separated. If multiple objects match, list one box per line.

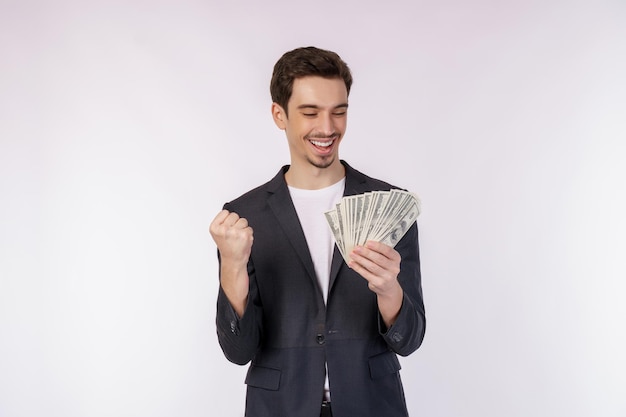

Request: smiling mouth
left=309, top=139, right=334, bottom=147
left=307, top=133, right=339, bottom=148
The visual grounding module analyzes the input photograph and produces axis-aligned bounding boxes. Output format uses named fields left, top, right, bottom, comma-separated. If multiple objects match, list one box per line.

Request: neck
left=285, top=159, right=345, bottom=190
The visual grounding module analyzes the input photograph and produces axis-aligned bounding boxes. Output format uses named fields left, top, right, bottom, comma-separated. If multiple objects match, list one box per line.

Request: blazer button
left=316, top=334, right=325, bottom=345
left=230, top=320, right=239, bottom=336
left=391, top=332, right=403, bottom=343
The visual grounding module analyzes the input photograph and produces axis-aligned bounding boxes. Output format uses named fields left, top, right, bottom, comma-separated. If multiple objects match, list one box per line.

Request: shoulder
left=227, top=182, right=269, bottom=206
left=342, top=160, right=405, bottom=194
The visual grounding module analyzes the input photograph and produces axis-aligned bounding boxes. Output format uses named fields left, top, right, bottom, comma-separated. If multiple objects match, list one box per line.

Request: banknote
left=324, top=190, right=421, bottom=263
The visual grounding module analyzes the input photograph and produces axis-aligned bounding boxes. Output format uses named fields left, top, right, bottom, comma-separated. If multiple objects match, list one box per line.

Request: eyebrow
left=296, top=103, right=349, bottom=110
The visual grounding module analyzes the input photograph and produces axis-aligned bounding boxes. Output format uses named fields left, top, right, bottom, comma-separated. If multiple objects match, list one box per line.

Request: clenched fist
left=210, top=210, right=254, bottom=265
left=209, top=209, right=254, bottom=317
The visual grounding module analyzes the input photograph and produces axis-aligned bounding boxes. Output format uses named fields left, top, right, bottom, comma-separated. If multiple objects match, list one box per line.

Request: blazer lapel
left=266, top=168, right=318, bottom=288
left=328, top=246, right=344, bottom=293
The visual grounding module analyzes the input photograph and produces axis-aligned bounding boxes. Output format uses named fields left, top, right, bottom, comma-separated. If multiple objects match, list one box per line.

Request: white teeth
left=310, top=139, right=333, bottom=147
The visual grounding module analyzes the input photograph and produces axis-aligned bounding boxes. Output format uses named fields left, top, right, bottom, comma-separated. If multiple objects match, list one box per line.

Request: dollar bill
left=324, top=189, right=421, bottom=263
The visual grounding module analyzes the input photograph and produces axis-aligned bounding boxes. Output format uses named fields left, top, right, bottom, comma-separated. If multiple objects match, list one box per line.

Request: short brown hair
left=270, top=46, right=353, bottom=115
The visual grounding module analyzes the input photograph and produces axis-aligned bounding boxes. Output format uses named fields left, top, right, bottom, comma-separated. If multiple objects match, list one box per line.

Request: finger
left=349, top=250, right=383, bottom=278
left=352, top=244, right=400, bottom=278
left=364, top=240, right=400, bottom=262
left=209, top=210, right=230, bottom=236
left=352, top=244, right=390, bottom=269
left=223, top=212, right=241, bottom=227
left=211, top=209, right=230, bottom=226
left=232, top=224, right=254, bottom=240
left=235, top=217, right=249, bottom=229
left=349, top=262, right=374, bottom=284
left=349, top=257, right=384, bottom=291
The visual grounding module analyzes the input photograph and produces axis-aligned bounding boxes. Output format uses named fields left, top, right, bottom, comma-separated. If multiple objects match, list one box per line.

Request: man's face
left=272, top=76, right=348, bottom=170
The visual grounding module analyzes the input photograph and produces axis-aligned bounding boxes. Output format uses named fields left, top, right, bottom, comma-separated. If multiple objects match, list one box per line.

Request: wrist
left=377, top=285, right=403, bottom=327
left=378, top=281, right=403, bottom=301
left=220, top=258, right=248, bottom=275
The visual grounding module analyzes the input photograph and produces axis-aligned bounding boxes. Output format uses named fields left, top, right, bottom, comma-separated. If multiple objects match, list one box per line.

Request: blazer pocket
left=368, top=350, right=402, bottom=380
left=245, top=364, right=281, bottom=391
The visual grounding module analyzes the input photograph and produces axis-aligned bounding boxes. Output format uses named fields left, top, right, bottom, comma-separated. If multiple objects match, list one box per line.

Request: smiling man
left=209, top=47, right=426, bottom=417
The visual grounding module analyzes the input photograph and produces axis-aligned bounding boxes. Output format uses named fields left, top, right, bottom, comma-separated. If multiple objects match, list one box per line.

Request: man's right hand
left=209, top=210, right=254, bottom=317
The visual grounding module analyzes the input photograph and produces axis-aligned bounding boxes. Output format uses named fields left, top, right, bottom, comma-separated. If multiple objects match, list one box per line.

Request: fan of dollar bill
left=324, top=189, right=421, bottom=263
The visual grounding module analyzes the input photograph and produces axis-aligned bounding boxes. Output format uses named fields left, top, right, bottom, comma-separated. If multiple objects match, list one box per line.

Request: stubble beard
left=307, top=154, right=336, bottom=169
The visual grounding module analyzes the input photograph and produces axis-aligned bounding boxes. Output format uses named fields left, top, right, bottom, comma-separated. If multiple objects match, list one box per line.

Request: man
left=209, top=46, right=426, bottom=417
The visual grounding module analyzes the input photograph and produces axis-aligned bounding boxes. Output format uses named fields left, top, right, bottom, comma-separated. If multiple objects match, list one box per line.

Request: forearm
left=215, top=258, right=262, bottom=365
left=377, top=282, right=404, bottom=329
left=220, top=260, right=250, bottom=318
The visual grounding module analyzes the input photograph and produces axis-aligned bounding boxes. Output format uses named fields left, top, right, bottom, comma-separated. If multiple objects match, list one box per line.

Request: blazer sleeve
left=215, top=254, right=263, bottom=365
left=378, top=223, right=426, bottom=356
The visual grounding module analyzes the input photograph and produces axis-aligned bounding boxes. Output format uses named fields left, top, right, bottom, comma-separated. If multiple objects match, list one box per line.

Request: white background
left=1, top=1, right=625, bottom=416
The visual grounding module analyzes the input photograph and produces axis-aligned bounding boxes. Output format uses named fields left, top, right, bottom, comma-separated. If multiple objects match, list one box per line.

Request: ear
left=271, top=102, right=287, bottom=130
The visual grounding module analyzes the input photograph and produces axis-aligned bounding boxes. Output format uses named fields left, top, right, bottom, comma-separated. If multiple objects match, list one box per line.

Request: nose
left=319, top=112, right=336, bottom=137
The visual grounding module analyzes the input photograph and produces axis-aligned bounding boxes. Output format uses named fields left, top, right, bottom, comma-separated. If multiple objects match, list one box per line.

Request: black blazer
left=216, top=161, right=426, bottom=417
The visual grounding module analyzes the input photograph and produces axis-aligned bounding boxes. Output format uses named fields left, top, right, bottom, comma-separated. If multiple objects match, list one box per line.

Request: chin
left=308, top=155, right=336, bottom=169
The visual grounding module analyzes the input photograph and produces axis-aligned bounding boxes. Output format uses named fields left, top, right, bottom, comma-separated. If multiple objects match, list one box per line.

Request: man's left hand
left=349, top=241, right=404, bottom=327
